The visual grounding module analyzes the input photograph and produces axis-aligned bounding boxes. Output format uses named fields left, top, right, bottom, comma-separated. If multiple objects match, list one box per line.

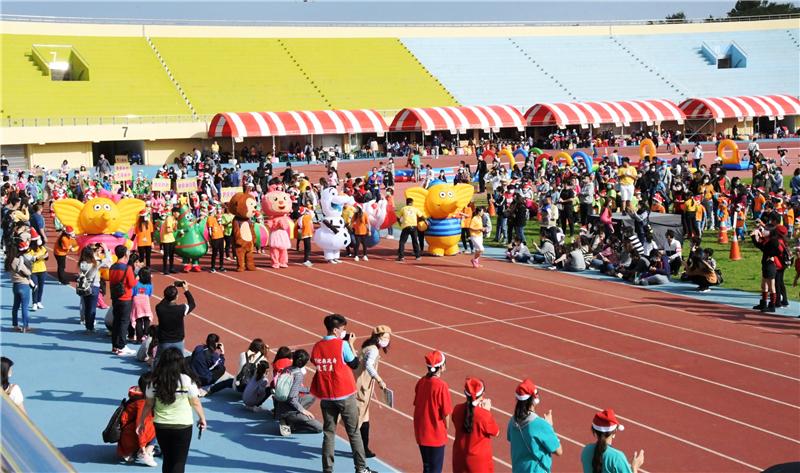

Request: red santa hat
left=464, top=377, right=485, bottom=406
left=30, top=228, right=42, bottom=244
left=139, top=209, right=149, bottom=217
left=64, top=225, right=75, bottom=237
left=515, top=379, right=540, bottom=405
left=592, top=408, right=624, bottom=432
left=653, top=194, right=663, bottom=203
left=425, top=350, right=446, bottom=373
left=18, top=240, right=30, bottom=252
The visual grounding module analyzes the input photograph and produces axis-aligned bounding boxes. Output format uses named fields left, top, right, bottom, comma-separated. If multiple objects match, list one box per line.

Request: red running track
left=46, top=240, right=799, bottom=472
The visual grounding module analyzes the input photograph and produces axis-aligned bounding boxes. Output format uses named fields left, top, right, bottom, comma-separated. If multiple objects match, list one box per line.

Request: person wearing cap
left=134, top=209, right=154, bottom=268
left=10, top=239, right=34, bottom=333
left=160, top=207, right=179, bottom=274
left=507, top=379, right=562, bottom=472
left=413, top=350, right=452, bottom=473
left=309, top=314, right=376, bottom=473
left=27, top=229, right=49, bottom=312
left=54, top=225, right=78, bottom=284
left=353, top=325, right=392, bottom=458
left=452, top=377, right=500, bottom=473
left=581, top=409, right=644, bottom=473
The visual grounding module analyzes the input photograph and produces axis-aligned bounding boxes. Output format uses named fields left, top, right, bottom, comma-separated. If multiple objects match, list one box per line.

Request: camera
left=174, top=280, right=186, bottom=288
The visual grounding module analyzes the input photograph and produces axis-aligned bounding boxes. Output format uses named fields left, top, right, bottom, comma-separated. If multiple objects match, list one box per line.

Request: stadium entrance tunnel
left=92, top=140, right=144, bottom=166
left=29, top=44, right=90, bottom=81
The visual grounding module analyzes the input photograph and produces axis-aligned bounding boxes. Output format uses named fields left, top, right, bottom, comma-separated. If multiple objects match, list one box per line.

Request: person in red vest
left=310, top=314, right=377, bottom=473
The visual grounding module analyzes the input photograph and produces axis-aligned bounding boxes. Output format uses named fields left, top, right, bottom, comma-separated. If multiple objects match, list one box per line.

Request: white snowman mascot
left=313, top=186, right=355, bottom=263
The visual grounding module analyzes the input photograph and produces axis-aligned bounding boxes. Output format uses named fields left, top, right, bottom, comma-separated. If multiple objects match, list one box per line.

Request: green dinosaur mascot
left=174, top=205, right=208, bottom=272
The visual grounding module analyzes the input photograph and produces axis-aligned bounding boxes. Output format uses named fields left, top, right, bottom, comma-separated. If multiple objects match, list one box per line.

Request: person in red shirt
left=413, top=350, right=453, bottom=473
left=452, top=377, right=500, bottom=473
left=310, top=314, right=376, bottom=473
left=108, top=245, right=137, bottom=356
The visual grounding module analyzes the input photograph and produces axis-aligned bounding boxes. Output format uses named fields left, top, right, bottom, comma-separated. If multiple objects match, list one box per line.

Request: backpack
left=234, top=354, right=263, bottom=393
left=75, top=273, right=92, bottom=297
left=102, top=398, right=128, bottom=443
left=109, top=265, right=128, bottom=300
left=272, top=370, right=294, bottom=402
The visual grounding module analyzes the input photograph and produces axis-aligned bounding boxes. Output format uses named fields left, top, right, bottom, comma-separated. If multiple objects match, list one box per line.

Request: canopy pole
left=421, top=132, right=425, bottom=156
left=272, top=136, right=276, bottom=155
left=231, top=136, right=234, bottom=161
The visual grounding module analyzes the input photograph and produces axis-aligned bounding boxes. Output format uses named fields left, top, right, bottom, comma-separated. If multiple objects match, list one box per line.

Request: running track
left=45, top=146, right=800, bottom=472
left=47, top=238, right=800, bottom=472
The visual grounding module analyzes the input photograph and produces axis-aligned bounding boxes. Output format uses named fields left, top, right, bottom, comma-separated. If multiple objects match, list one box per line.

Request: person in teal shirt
left=580, top=409, right=644, bottom=473
left=506, top=379, right=562, bottom=472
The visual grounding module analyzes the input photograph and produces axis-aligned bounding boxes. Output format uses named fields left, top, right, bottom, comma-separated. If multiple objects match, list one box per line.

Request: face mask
left=339, top=330, right=347, bottom=340
left=378, top=339, right=389, bottom=348
left=300, top=367, right=307, bottom=376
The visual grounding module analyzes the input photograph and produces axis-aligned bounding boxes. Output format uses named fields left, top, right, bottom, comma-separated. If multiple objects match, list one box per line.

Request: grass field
left=473, top=187, right=799, bottom=301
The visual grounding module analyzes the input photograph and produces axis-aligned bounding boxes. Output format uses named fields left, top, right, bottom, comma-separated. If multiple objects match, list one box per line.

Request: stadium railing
left=0, top=390, right=76, bottom=473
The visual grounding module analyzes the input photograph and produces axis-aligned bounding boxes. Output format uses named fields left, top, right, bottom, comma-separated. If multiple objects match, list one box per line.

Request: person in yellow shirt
left=160, top=207, right=179, bottom=274
left=683, top=195, right=699, bottom=239
left=206, top=206, right=226, bottom=273
left=469, top=207, right=485, bottom=268
left=398, top=198, right=425, bottom=261
left=28, top=229, right=49, bottom=312
left=616, top=158, right=638, bottom=213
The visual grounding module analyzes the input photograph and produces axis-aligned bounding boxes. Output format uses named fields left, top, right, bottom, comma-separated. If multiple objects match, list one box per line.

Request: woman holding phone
left=138, top=347, right=206, bottom=473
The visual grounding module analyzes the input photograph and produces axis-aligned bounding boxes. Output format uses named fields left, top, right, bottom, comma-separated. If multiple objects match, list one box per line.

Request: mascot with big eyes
left=228, top=192, right=258, bottom=272
left=262, top=190, right=293, bottom=269
left=313, top=186, right=355, bottom=263
left=174, top=205, right=208, bottom=272
left=53, top=196, right=145, bottom=251
left=405, top=180, right=474, bottom=256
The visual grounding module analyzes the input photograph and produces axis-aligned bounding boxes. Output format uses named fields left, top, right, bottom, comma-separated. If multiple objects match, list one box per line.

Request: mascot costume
left=262, top=190, right=292, bottom=269
left=313, top=186, right=355, bottom=263
left=405, top=180, right=474, bottom=256
left=174, top=205, right=208, bottom=272
left=228, top=192, right=258, bottom=271
left=53, top=196, right=145, bottom=251
left=361, top=199, right=389, bottom=248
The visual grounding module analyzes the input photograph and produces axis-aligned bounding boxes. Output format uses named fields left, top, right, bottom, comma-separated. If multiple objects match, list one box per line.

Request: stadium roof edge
left=1, top=15, right=798, bottom=38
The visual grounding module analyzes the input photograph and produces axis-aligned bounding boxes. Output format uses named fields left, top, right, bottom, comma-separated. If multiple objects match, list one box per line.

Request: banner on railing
left=114, top=164, right=132, bottom=182
left=220, top=186, right=243, bottom=203
left=151, top=178, right=171, bottom=192
left=176, top=178, right=198, bottom=194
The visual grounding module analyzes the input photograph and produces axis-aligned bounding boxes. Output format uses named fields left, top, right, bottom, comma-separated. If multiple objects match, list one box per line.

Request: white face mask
left=339, top=330, right=347, bottom=340
left=378, top=339, right=389, bottom=348
left=300, top=367, right=307, bottom=376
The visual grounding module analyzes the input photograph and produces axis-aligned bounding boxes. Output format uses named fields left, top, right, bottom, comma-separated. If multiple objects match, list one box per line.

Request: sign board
left=114, top=155, right=129, bottom=164
left=220, top=186, right=242, bottom=203
left=114, top=163, right=132, bottom=182
left=151, top=178, right=171, bottom=192
left=176, top=178, right=197, bottom=194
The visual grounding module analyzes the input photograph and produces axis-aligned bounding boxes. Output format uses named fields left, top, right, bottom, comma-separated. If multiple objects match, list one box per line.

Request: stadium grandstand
left=0, top=16, right=798, bottom=169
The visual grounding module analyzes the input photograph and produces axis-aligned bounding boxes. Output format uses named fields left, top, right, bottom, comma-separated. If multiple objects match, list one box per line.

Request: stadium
left=1, top=3, right=799, bottom=473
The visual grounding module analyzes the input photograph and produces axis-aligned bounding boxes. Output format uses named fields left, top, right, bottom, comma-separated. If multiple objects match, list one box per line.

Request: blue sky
left=1, top=1, right=739, bottom=23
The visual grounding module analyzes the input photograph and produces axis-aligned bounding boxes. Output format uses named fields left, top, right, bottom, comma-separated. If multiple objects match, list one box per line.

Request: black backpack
left=109, top=265, right=128, bottom=300
left=102, top=398, right=128, bottom=443
left=235, top=354, right=264, bottom=392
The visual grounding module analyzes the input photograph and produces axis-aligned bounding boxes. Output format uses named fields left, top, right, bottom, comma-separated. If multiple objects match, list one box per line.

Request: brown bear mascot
left=228, top=192, right=258, bottom=272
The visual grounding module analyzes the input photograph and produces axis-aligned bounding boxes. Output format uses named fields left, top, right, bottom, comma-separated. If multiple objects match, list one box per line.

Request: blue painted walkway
left=0, top=269, right=395, bottom=473
left=481, top=246, right=799, bottom=317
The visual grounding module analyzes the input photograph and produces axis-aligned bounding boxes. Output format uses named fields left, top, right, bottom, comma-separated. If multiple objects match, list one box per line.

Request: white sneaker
left=30, top=304, right=38, bottom=312
left=302, top=261, right=313, bottom=267
left=136, top=453, right=158, bottom=467
left=37, top=302, right=44, bottom=309
left=354, top=256, right=360, bottom=262
left=385, top=235, right=394, bottom=240
left=362, top=255, right=368, bottom=261
left=117, top=346, right=136, bottom=356
left=279, top=424, right=292, bottom=437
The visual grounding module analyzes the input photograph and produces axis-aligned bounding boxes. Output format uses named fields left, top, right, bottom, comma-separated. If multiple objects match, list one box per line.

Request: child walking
left=297, top=206, right=314, bottom=267
left=130, top=268, right=153, bottom=343
left=469, top=207, right=485, bottom=268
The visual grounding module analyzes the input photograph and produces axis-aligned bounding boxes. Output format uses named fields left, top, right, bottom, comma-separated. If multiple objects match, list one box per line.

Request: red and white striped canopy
left=524, top=99, right=685, bottom=128
left=389, top=105, right=525, bottom=133
left=207, top=109, right=388, bottom=138
left=679, top=95, right=800, bottom=122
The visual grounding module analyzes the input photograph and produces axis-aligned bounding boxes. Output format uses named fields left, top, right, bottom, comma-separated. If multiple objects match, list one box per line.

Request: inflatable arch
left=639, top=138, right=657, bottom=159
left=571, top=151, right=593, bottom=169
left=498, top=148, right=516, bottom=169
left=718, top=139, right=750, bottom=170
left=530, top=147, right=544, bottom=156
left=554, top=151, right=574, bottom=167
left=513, top=148, right=529, bottom=161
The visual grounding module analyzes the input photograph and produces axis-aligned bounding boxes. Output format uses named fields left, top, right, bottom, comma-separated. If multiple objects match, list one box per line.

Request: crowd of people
left=1, top=131, right=797, bottom=473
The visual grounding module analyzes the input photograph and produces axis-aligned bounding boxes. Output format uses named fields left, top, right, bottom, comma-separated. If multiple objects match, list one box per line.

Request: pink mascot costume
left=262, top=190, right=293, bottom=269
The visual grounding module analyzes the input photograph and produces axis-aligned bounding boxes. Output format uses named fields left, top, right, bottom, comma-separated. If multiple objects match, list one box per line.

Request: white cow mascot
left=361, top=199, right=388, bottom=248
left=313, top=186, right=355, bottom=263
